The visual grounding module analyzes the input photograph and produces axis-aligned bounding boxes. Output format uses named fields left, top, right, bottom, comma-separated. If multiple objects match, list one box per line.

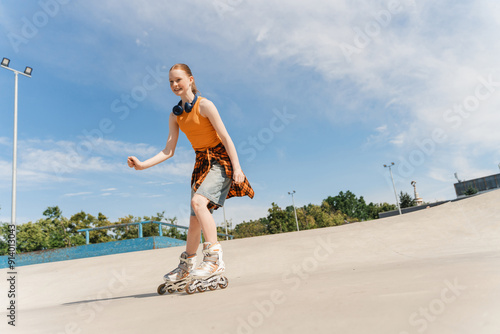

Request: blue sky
left=1, top=0, right=499, bottom=228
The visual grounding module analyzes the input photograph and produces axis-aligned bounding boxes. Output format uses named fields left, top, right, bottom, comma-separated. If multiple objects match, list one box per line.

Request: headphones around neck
left=172, top=94, right=199, bottom=116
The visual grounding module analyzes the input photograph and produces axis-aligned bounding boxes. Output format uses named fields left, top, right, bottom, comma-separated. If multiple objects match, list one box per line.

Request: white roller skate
left=157, top=251, right=197, bottom=295
left=186, top=242, right=229, bottom=294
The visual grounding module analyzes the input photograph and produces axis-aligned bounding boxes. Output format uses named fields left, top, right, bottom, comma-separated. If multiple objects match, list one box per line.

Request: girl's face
left=169, top=69, right=193, bottom=96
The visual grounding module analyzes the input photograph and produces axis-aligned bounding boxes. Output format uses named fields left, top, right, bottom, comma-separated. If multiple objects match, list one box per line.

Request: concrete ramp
left=2, top=190, right=500, bottom=334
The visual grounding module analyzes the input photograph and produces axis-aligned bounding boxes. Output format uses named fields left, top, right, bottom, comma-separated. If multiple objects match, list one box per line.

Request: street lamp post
left=223, top=206, right=228, bottom=241
left=288, top=190, right=299, bottom=231
left=384, top=162, right=402, bottom=215
left=1, top=58, right=33, bottom=230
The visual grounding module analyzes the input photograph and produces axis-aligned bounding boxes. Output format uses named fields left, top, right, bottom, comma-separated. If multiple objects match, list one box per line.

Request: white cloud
left=427, top=166, right=458, bottom=183
left=0, top=138, right=195, bottom=189
left=0, top=137, right=10, bottom=146
left=88, top=138, right=160, bottom=158
left=389, top=134, right=405, bottom=146
left=218, top=1, right=500, bottom=157
left=0, top=157, right=74, bottom=187
left=68, top=0, right=500, bottom=145
left=0, top=160, right=11, bottom=182
left=141, top=161, right=193, bottom=180
left=64, top=192, right=92, bottom=197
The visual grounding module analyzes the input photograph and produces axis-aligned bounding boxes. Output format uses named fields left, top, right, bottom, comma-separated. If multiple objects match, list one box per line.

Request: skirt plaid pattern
left=192, top=143, right=254, bottom=211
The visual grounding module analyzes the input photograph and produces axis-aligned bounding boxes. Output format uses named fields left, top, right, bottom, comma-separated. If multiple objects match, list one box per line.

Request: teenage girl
left=127, top=64, right=254, bottom=285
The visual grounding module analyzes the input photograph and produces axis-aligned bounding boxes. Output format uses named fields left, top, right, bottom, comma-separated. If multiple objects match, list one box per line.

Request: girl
left=127, top=63, right=254, bottom=290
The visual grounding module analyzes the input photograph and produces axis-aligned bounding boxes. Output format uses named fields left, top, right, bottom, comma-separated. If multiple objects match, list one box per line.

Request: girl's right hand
left=127, top=156, right=144, bottom=170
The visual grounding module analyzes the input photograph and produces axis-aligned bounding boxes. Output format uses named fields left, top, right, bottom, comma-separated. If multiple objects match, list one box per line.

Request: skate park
left=1, top=189, right=499, bottom=334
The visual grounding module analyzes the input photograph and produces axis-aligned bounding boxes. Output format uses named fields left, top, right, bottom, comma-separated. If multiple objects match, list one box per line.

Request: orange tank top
left=176, top=97, right=222, bottom=150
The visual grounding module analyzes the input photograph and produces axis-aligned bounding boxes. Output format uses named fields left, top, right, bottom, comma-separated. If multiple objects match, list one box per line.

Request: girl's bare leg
left=190, top=194, right=218, bottom=245
left=186, top=215, right=202, bottom=255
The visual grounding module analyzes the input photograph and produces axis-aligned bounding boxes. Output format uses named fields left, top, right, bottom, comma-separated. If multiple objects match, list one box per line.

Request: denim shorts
left=191, top=161, right=232, bottom=216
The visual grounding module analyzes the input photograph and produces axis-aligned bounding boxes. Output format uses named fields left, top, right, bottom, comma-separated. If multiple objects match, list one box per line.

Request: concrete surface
left=1, top=189, right=499, bottom=334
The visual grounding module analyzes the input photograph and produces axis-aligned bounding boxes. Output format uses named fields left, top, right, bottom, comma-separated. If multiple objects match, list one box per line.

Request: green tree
left=113, top=215, right=142, bottom=240
left=0, top=206, right=6, bottom=255
left=267, top=202, right=296, bottom=234
left=233, top=218, right=268, bottom=238
left=464, top=187, right=478, bottom=196
left=300, top=203, right=344, bottom=229
left=296, top=205, right=316, bottom=230
left=399, top=191, right=416, bottom=209
left=0, top=222, right=12, bottom=255
left=140, top=212, right=165, bottom=237
left=366, top=202, right=397, bottom=219
left=324, top=190, right=369, bottom=221
left=16, top=221, right=48, bottom=252
left=70, top=211, right=112, bottom=245
left=14, top=206, right=86, bottom=252
left=161, top=217, right=187, bottom=241
left=112, top=212, right=185, bottom=240
left=39, top=206, right=68, bottom=248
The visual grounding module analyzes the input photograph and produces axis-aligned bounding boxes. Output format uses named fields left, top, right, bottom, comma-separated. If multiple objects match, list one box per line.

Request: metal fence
left=77, top=220, right=233, bottom=245
left=454, top=173, right=500, bottom=197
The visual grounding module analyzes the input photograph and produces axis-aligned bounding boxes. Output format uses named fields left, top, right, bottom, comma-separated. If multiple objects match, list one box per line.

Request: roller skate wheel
left=197, top=285, right=207, bottom=293
left=157, top=283, right=167, bottom=295
left=185, top=283, right=197, bottom=295
left=219, top=276, right=229, bottom=289
left=208, top=280, right=218, bottom=291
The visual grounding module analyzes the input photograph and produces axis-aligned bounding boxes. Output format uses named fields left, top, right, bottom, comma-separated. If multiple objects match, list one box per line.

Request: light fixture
left=1, top=57, right=10, bottom=67
left=24, top=66, right=33, bottom=76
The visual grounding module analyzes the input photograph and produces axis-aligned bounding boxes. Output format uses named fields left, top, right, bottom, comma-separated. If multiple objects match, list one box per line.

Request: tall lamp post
left=384, top=162, right=402, bottom=215
left=1, top=58, right=33, bottom=230
left=222, top=206, right=228, bottom=241
left=288, top=190, right=299, bottom=231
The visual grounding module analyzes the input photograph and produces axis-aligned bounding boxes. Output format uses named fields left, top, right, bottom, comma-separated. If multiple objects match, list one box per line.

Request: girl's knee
left=191, top=194, right=208, bottom=213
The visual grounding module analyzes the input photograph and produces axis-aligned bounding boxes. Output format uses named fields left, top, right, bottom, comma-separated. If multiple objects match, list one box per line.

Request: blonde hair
left=169, top=63, right=199, bottom=95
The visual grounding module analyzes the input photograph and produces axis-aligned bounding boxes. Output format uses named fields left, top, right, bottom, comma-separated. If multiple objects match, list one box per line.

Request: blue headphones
left=172, top=94, right=199, bottom=116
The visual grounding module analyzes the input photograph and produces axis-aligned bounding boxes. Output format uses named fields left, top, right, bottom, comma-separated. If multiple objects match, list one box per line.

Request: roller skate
left=157, top=251, right=197, bottom=295
left=185, top=242, right=229, bottom=294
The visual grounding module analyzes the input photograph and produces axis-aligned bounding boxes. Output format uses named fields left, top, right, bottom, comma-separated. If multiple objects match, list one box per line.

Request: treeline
left=225, top=190, right=396, bottom=238
left=0, top=207, right=186, bottom=255
left=0, top=190, right=398, bottom=255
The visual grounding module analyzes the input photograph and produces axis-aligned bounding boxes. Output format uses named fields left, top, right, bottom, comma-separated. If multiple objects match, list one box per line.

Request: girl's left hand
left=233, top=168, right=245, bottom=184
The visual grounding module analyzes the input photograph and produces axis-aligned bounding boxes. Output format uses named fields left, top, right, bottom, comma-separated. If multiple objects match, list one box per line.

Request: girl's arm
left=127, top=113, right=179, bottom=170
left=200, top=99, right=245, bottom=184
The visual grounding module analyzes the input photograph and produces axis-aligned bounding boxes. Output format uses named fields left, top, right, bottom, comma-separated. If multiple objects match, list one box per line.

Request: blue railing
left=77, top=220, right=233, bottom=245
